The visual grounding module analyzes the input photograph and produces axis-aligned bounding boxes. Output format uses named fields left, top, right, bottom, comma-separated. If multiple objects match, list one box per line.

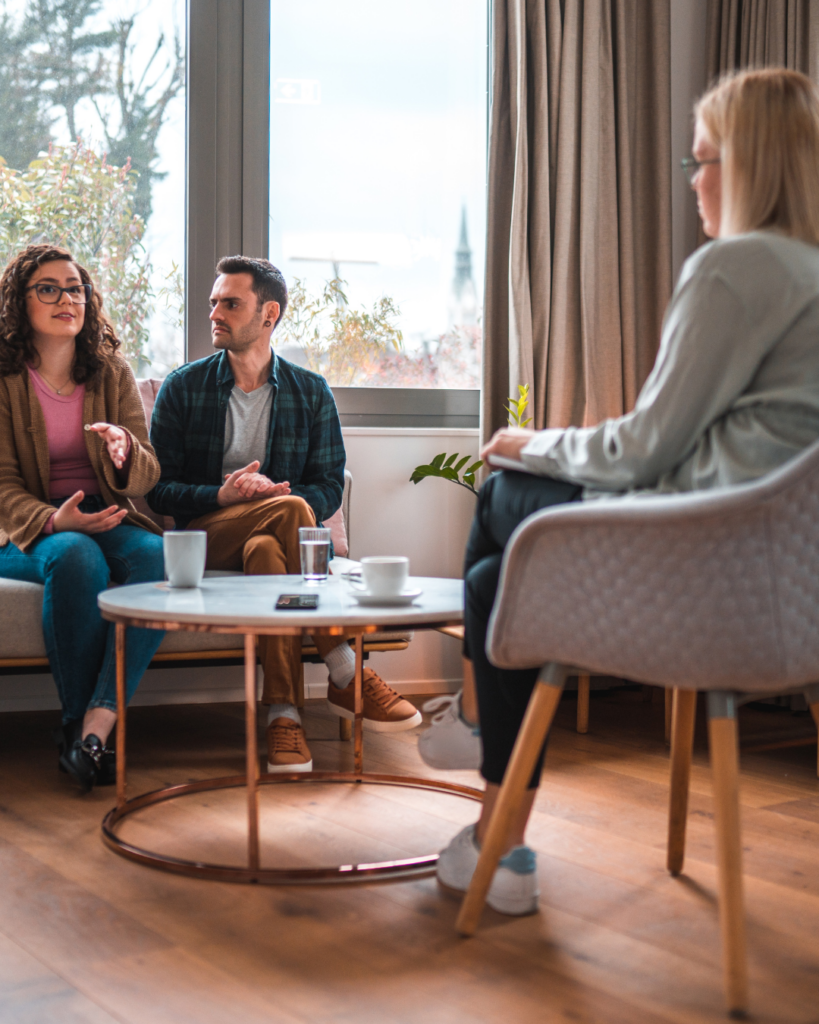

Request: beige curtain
left=707, top=0, right=819, bottom=81
left=481, top=0, right=672, bottom=440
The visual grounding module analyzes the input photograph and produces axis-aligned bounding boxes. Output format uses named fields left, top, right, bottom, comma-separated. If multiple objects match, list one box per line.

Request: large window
left=0, top=0, right=186, bottom=378
left=269, top=0, right=487, bottom=388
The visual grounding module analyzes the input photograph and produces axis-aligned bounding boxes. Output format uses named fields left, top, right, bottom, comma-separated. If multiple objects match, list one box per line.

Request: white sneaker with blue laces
left=436, top=823, right=539, bottom=916
left=418, top=691, right=482, bottom=770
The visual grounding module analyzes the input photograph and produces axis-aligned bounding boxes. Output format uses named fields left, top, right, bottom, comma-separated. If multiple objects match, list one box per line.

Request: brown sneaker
left=327, top=668, right=422, bottom=733
left=266, top=718, right=313, bottom=773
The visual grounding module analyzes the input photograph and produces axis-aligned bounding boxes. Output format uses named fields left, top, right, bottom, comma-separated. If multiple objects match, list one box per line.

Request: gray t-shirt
left=222, top=383, right=274, bottom=477
left=520, top=231, right=819, bottom=497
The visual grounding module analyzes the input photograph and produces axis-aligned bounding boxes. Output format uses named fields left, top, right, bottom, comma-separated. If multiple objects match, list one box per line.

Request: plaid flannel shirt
left=147, top=350, right=345, bottom=529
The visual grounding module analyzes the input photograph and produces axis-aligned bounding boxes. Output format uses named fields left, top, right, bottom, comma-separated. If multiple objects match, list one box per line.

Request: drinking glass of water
left=299, top=526, right=331, bottom=584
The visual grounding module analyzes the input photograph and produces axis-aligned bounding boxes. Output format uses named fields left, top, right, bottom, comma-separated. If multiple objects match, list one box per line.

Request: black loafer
left=59, top=733, right=104, bottom=792
left=96, top=746, right=117, bottom=786
left=54, top=718, right=82, bottom=758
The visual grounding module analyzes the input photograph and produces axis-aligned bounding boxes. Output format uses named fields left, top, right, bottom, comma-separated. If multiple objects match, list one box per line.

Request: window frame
left=186, top=0, right=485, bottom=428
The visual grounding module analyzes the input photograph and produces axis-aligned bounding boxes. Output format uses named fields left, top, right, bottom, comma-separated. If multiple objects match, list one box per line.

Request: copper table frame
left=99, top=613, right=482, bottom=884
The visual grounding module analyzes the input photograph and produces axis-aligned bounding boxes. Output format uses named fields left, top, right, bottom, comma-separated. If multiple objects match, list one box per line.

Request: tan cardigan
left=0, top=356, right=162, bottom=552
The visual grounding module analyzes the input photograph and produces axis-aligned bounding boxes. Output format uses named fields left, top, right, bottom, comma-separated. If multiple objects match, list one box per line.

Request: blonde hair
left=695, top=68, right=819, bottom=244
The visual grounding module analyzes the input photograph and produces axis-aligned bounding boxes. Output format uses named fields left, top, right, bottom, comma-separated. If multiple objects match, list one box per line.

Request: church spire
left=449, top=205, right=477, bottom=327
left=452, top=206, right=473, bottom=299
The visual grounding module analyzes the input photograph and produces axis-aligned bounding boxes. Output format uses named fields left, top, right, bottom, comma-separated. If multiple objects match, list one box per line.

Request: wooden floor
left=0, top=688, right=817, bottom=1024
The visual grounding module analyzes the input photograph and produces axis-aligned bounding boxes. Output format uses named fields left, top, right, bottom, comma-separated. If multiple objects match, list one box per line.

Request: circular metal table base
left=102, top=770, right=483, bottom=884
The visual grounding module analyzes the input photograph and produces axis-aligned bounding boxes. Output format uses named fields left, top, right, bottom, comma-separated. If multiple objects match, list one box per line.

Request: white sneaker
left=436, top=824, right=539, bottom=916
left=418, top=691, right=482, bottom=769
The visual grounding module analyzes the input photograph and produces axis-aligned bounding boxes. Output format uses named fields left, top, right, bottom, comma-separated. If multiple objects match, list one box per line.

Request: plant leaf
left=410, top=464, right=443, bottom=484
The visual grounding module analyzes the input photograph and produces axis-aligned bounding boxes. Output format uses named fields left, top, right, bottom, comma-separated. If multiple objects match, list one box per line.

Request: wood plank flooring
left=0, top=688, right=817, bottom=1023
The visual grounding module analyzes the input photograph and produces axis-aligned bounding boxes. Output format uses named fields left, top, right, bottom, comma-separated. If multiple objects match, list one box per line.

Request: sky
left=269, top=0, right=488, bottom=350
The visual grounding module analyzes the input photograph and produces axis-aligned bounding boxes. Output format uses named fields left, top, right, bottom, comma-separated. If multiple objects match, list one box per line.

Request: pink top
left=28, top=368, right=100, bottom=500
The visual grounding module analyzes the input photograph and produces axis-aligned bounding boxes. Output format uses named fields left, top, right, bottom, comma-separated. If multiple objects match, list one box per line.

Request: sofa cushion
left=0, top=580, right=48, bottom=658
left=134, top=379, right=175, bottom=531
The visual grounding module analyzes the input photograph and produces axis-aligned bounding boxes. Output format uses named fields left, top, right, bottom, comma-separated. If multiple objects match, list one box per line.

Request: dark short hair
left=215, top=255, right=288, bottom=328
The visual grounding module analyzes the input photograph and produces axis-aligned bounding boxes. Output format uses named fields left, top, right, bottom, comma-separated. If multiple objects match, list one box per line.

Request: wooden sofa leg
left=576, top=674, right=590, bottom=734
left=707, top=693, right=748, bottom=1018
left=811, top=703, right=819, bottom=779
left=806, top=685, right=819, bottom=779
left=456, top=664, right=567, bottom=937
left=667, top=689, right=697, bottom=876
left=665, top=688, right=672, bottom=745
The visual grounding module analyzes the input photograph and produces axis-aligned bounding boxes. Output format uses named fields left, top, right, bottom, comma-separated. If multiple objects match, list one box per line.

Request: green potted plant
left=409, top=384, right=532, bottom=495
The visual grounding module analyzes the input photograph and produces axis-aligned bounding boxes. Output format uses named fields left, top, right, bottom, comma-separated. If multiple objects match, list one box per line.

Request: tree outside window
left=0, top=0, right=185, bottom=375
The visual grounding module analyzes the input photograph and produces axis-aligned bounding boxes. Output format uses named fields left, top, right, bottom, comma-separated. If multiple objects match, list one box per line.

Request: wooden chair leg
left=667, top=688, right=697, bottom=875
left=576, top=674, right=590, bottom=734
left=456, top=664, right=567, bottom=937
left=296, top=663, right=305, bottom=710
left=707, top=693, right=748, bottom=1018
left=339, top=717, right=352, bottom=741
left=664, top=687, right=672, bottom=744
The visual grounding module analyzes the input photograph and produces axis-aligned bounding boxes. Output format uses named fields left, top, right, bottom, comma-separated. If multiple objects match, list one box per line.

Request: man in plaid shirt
left=148, top=256, right=420, bottom=772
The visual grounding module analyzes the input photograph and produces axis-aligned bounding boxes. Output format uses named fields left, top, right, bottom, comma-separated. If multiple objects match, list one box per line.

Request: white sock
left=267, top=703, right=301, bottom=726
left=324, top=642, right=355, bottom=689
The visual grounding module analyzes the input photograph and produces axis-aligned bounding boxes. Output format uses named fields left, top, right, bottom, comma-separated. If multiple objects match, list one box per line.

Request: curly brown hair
left=0, top=244, right=121, bottom=386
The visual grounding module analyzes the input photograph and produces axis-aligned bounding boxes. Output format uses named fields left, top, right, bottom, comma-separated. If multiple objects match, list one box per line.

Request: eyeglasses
left=26, top=282, right=93, bottom=305
left=680, top=156, right=721, bottom=186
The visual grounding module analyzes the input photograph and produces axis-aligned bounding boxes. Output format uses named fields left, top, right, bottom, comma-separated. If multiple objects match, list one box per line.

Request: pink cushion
left=133, top=380, right=173, bottom=531
left=325, top=506, right=348, bottom=557
left=134, top=379, right=349, bottom=555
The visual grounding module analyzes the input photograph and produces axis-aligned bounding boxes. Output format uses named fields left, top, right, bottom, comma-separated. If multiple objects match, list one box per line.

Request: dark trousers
left=464, top=471, right=582, bottom=788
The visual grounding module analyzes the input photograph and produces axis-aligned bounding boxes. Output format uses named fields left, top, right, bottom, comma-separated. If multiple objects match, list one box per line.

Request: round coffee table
left=97, top=574, right=479, bottom=884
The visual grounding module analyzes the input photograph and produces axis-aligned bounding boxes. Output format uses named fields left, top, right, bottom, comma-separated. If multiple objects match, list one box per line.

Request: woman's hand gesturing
left=52, top=491, right=128, bottom=534
left=89, top=422, right=129, bottom=470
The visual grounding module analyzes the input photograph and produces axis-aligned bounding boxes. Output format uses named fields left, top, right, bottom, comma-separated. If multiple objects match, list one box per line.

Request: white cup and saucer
left=349, top=556, right=422, bottom=606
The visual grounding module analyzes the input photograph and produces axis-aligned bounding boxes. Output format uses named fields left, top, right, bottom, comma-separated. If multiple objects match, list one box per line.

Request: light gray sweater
left=521, top=231, right=819, bottom=496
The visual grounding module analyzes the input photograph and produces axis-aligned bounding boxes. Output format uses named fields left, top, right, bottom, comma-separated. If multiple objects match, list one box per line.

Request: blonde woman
left=437, top=69, right=819, bottom=914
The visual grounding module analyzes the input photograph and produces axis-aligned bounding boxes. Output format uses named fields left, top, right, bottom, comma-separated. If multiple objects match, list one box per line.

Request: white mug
left=163, top=531, right=207, bottom=588
left=360, top=556, right=409, bottom=598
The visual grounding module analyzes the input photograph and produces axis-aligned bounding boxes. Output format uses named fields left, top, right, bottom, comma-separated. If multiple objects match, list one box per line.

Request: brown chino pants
left=189, top=496, right=343, bottom=705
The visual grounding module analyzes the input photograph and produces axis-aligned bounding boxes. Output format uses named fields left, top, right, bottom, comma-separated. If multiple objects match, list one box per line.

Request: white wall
left=670, top=0, right=709, bottom=284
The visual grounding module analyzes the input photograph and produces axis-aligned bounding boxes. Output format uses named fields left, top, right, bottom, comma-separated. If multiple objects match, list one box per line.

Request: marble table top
left=98, top=574, right=464, bottom=631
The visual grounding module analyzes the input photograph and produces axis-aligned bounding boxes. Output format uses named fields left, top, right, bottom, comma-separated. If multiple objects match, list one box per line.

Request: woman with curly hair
left=0, top=244, right=165, bottom=791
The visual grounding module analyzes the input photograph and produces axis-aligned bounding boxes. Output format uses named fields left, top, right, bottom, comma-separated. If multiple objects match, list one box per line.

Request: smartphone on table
left=275, top=594, right=319, bottom=610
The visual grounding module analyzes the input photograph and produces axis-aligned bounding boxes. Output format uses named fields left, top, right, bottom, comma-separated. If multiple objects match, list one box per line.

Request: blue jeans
left=0, top=498, right=165, bottom=723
